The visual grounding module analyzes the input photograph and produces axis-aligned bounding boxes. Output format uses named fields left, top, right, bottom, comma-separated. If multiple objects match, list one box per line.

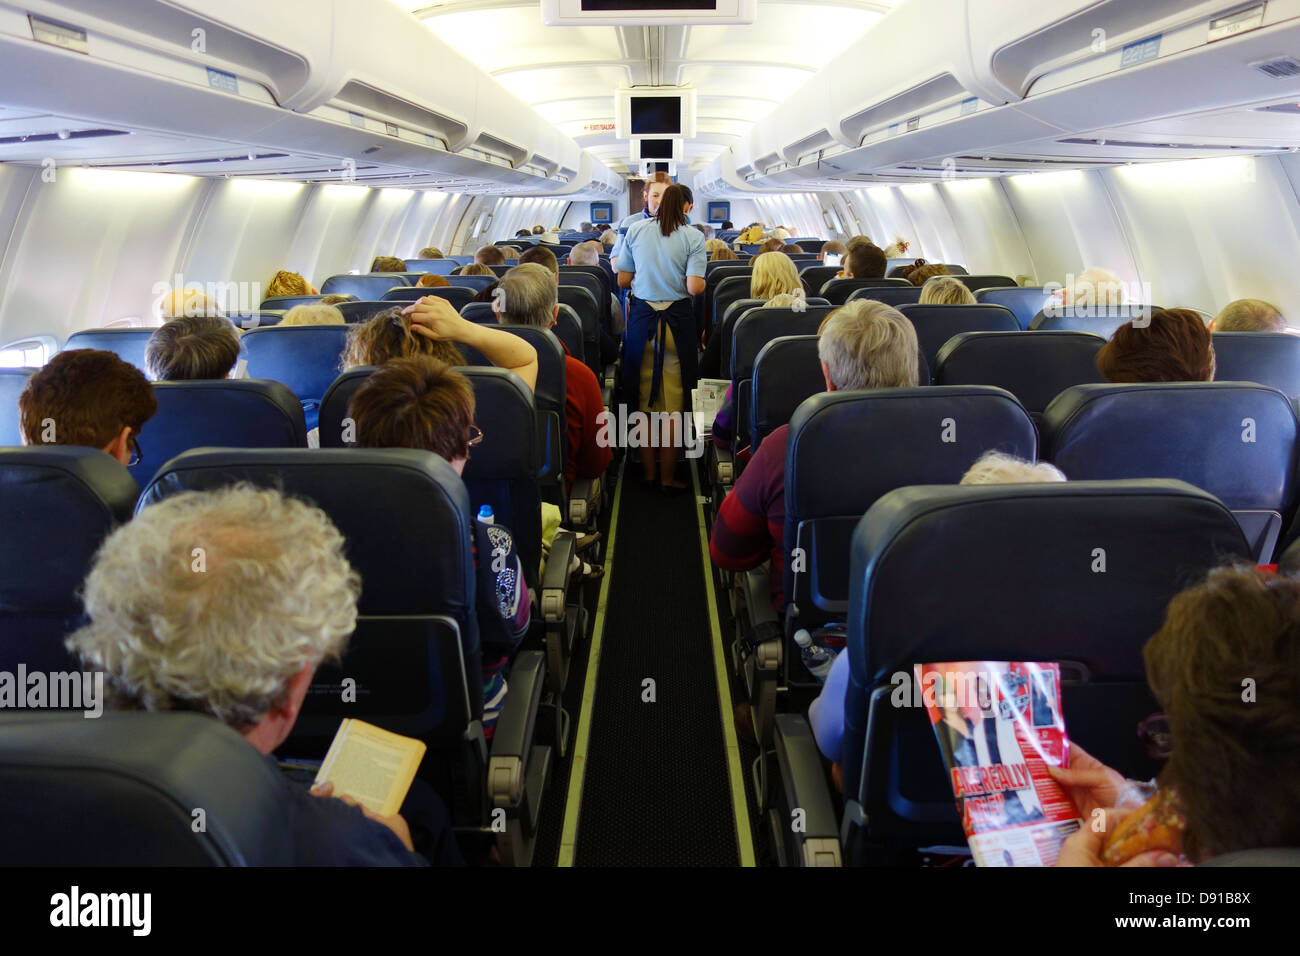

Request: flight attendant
left=617, top=182, right=708, bottom=494
left=609, top=171, right=673, bottom=271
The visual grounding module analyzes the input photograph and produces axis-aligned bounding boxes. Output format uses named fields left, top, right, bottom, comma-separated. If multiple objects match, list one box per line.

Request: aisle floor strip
left=556, top=458, right=625, bottom=867
left=691, top=460, right=757, bottom=866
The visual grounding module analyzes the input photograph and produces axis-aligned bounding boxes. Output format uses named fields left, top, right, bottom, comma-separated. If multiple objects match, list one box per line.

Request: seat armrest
left=540, top=530, right=577, bottom=623
left=773, top=713, right=842, bottom=866
left=713, top=444, right=734, bottom=485
left=488, top=650, right=546, bottom=806
left=568, top=476, right=600, bottom=526
left=741, top=565, right=778, bottom=628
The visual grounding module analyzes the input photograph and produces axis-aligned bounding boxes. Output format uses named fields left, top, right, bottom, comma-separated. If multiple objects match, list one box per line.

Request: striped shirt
left=708, top=423, right=790, bottom=610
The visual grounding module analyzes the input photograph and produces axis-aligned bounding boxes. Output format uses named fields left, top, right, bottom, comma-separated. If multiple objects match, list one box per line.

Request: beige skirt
left=638, top=325, right=684, bottom=414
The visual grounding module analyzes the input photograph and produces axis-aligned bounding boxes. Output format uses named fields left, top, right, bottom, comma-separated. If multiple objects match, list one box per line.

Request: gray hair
left=281, top=304, right=345, bottom=327
left=67, top=485, right=360, bottom=729
left=817, top=299, right=919, bottom=391
left=497, top=262, right=557, bottom=327
left=569, top=241, right=601, bottom=266
left=1213, top=298, right=1285, bottom=333
left=960, top=451, right=1066, bottom=485
left=146, top=315, right=241, bottom=381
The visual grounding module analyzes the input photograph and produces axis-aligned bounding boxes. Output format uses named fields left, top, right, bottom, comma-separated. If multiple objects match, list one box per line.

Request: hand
left=1047, top=742, right=1128, bottom=818
left=403, top=295, right=469, bottom=344
left=310, top=781, right=415, bottom=852
left=1056, top=808, right=1184, bottom=867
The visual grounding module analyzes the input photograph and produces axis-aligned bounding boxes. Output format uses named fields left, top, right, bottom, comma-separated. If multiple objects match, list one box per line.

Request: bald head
left=1212, top=299, right=1286, bottom=333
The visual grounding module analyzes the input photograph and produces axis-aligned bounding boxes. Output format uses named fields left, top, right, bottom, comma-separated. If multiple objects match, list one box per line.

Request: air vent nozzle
left=1250, top=56, right=1300, bottom=78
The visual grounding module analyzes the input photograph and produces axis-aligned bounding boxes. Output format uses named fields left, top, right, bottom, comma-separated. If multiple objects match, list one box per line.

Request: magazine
left=915, top=661, right=1082, bottom=866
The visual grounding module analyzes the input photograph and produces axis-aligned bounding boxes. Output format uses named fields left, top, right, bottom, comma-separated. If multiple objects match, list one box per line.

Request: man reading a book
left=66, top=484, right=461, bottom=866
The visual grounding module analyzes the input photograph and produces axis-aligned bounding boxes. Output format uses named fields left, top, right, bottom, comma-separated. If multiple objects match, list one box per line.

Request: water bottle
left=794, top=628, right=834, bottom=682
left=477, top=505, right=495, bottom=525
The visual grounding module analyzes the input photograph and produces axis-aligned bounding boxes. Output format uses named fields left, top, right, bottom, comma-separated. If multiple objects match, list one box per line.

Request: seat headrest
left=458, top=367, right=539, bottom=481
left=1211, top=332, right=1300, bottom=399
left=0, top=367, right=34, bottom=446
left=0, top=712, right=293, bottom=865
left=318, top=366, right=376, bottom=448
left=975, top=287, right=1055, bottom=329
left=239, top=326, right=350, bottom=402
left=138, top=447, right=473, bottom=618
left=320, top=274, right=413, bottom=299
left=731, top=307, right=835, bottom=379
left=850, top=479, right=1251, bottom=682
left=786, top=387, right=1036, bottom=521
left=0, top=446, right=138, bottom=613
left=933, top=330, right=1107, bottom=414
left=63, top=329, right=155, bottom=373
left=461, top=302, right=496, bottom=324
left=1042, top=382, right=1298, bottom=511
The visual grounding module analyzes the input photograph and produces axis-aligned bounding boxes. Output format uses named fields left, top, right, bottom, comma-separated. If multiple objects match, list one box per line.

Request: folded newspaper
left=915, top=661, right=1082, bottom=866
left=691, top=378, right=731, bottom=438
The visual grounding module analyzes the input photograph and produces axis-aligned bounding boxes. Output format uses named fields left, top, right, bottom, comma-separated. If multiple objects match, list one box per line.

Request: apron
left=621, top=294, right=698, bottom=415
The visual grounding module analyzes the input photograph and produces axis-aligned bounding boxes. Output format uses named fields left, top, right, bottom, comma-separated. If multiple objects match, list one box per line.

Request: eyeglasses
left=1137, top=712, right=1171, bottom=760
left=465, top=425, right=484, bottom=458
left=127, top=434, right=142, bottom=468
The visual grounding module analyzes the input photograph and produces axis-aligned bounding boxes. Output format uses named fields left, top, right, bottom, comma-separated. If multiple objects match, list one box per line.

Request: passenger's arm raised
left=404, top=296, right=538, bottom=392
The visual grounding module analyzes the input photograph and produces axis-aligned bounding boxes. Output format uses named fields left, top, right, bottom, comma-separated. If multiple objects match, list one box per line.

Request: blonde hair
left=919, top=275, right=976, bottom=306
left=1064, top=268, right=1125, bottom=307
left=280, top=304, right=345, bottom=326
left=816, top=299, right=919, bottom=391
left=156, top=288, right=225, bottom=322
left=710, top=244, right=738, bottom=261
left=1213, top=299, right=1285, bottom=333
left=960, top=451, right=1066, bottom=485
left=266, top=270, right=313, bottom=298
left=67, top=485, right=360, bottom=729
left=751, top=252, right=802, bottom=300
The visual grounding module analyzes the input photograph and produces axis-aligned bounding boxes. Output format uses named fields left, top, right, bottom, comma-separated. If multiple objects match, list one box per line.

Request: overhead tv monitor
left=589, top=202, right=613, bottom=224
left=615, top=88, right=697, bottom=139
left=634, top=138, right=682, bottom=162
left=706, top=201, right=731, bottom=224
left=542, top=0, right=756, bottom=26
left=640, top=161, right=676, bottom=179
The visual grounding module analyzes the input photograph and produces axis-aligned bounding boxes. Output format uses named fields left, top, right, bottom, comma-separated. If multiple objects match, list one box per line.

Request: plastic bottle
left=477, top=505, right=495, bottom=525
left=794, top=628, right=834, bottom=682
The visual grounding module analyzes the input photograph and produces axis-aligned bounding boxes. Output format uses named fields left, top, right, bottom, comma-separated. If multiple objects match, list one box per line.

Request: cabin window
left=0, top=336, right=57, bottom=368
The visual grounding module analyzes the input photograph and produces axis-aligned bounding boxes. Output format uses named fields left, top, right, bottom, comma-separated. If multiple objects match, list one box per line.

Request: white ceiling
left=402, top=0, right=904, bottom=175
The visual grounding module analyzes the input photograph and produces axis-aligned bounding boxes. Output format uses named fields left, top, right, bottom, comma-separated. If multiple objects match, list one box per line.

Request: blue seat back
left=404, top=258, right=459, bottom=275
left=231, top=310, right=285, bottom=330
left=976, top=286, right=1055, bottom=329
left=898, top=304, right=1021, bottom=373
left=847, top=286, right=922, bottom=307
left=1029, top=305, right=1157, bottom=338
left=334, top=300, right=391, bottom=324
left=131, top=380, right=306, bottom=486
left=0, top=446, right=138, bottom=671
left=0, top=368, right=34, bottom=446
left=445, top=275, right=495, bottom=292
left=240, top=325, right=349, bottom=406
left=784, top=387, right=1036, bottom=628
left=63, top=329, right=154, bottom=373
left=1042, top=382, right=1299, bottom=561
left=933, top=330, right=1107, bottom=420
left=558, top=285, right=600, bottom=372
left=819, top=278, right=911, bottom=305
left=799, top=266, right=840, bottom=298
left=381, top=286, right=476, bottom=311
left=842, top=480, right=1250, bottom=854
left=320, top=273, right=413, bottom=298
left=317, top=366, right=373, bottom=449
left=731, top=307, right=835, bottom=451
left=750, top=336, right=823, bottom=449
left=260, top=294, right=355, bottom=310
left=954, top=275, right=1017, bottom=292
left=461, top=302, right=496, bottom=324
left=1211, top=332, right=1300, bottom=399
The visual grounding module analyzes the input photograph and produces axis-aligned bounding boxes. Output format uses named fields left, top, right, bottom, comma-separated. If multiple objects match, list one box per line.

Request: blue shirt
left=609, top=209, right=652, bottom=264
left=620, top=217, right=708, bottom=302
left=808, top=648, right=849, bottom=763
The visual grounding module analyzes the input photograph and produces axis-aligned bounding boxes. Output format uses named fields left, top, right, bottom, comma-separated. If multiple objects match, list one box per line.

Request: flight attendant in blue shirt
left=609, top=171, right=671, bottom=270
left=617, top=182, right=708, bottom=494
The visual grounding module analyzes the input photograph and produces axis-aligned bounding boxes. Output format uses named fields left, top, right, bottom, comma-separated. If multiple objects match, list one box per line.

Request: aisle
left=561, top=458, right=750, bottom=865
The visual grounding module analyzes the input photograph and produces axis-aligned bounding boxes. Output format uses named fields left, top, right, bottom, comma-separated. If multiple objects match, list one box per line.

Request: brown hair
left=145, top=316, right=242, bottom=381
left=759, top=237, right=784, bottom=255
left=460, top=263, right=494, bottom=277
left=418, top=247, right=444, bottom=259
left=416, top=273, right=450, bottom=288
left=908, top=263, right=950, bottom=287
left=845, top=235, right=873, bottom=252
left=782, top=244, right=804, bottom=255
left=1096, top=308, right=1215, bottom=383
left=369, top=256, right=406, bottom=273
left=341, top=307, right=464, bottom=371
left=20, top=349, right=157, bottom=450
left=822, top=240, right=847, bottom=259
left=656, top=183, right=693, bottom=237
left=846, top=242, right=887, bottom=280
left=266, top=270, right=312, bottom=298
left=710, top=245, right=738, bottom=261
left=1144, top=565, right=1300, bottom=861
left=519, top=245, right=559, bottom=277
left=1213, top=299, right=1285, bottom=333
left=475, top=246, right=506, bottom=266
left=347, top=356, right=476, bottom=462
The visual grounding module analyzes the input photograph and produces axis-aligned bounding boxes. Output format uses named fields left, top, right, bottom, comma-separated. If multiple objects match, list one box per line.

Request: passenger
left=758, top=237, right=785, bottom=255
left=845, top=235, right=874, bottom=252
left=920, top=275, right=976, bottom=305
left=495, top=264, right=612, bottom=486
left=1210, top=298, right=1286, bottom=332
left=65, top=483, right=457, bottom=865
left=751, top=252, right=804, bottom=301
left=888, top=258, right=927, bottom=280
left=710, top=299, right=918, bottom=609
left=460, top=262, right=495, bottom=277
left=600, top=230, right=617, bottom=252
left=319, top=293, right=353, bottom=306
left=530, top=225, right=543, bottom=234
left=145, top=315, right=241, bottom=381
left=417, top=247, right=444, bottom=259
left=416, top=273, right=450, bottom=288
left=708, top=242, right=738, bottom=262
left=693, top=223, right=713, bottom=239
left=769, top=227, right=791, bottom=242
left=807, top=450, right=1066, bottom=773
left=472, top=281, right=500, bottom=304
left=1054, top=564, right=1300, bottom=865
left=518, top=245, right=558, bottom=273
left=737, top=223, right=766, bottom=244
left=1096, top=308, right=1215, bottom=383
left=720, top=220, right=734, bottom=230
left=347, top=358, right=531, bottom=738
left=782, top=243, right=805, bottom=255
left=883, top=236, right=912, bottom=258
left=342, top=306, right=466, bottom=372
left=710, top=292, right=805, bottom=452
left=907, top=263, right=950, bottom=287
left=18, top=349, right=156, bottom=465
left=280, top=304, right=345, bottom=327
left=569, top=241, right=626, bottom=338
left=369, top=256, right=406, bottom=273
left=499, top=245, right=523, bottom=260
left=475, top=246, right=506, bottom=266
left=402, top=295, right=537, bottom=391
left=617, top=182, right=708, bottom=493
left=157, top=288, right=225, bottom=322
left=843, top=241, right=887, bottom=280
left=819, top=240, right=847, bottom=262
left=1062, top=267, right=1126, bottom=308
left=579, top=221, right=593, bottom=232
left=266, top=270, right=318, bottom=298
left=515, top=229, right=532, bottom=238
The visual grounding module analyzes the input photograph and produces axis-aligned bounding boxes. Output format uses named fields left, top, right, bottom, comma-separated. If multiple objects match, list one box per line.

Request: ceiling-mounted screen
left=635, top=138, right=681, bottom=161
left=543, top=0, right=755, bottom=26
left=615, top=88, right=697, bottom=140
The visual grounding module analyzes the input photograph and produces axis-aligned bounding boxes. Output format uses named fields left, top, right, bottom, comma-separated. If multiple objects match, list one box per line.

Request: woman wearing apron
left=616, top=183, right=708, bottom=494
